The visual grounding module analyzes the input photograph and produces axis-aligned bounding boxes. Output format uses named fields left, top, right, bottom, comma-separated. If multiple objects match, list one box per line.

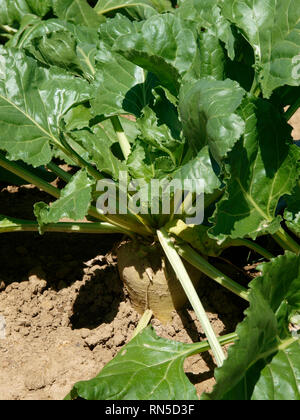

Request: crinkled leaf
left=179, top=78, right=245, bottom=162
left=0, top=48, right=92, bottom=167
left=34, top=170, right=94, bottom=230
left=25, top=0, right=52, bottom=17
left=203, top=252, right=300, bottom=400
left=137, top=106, right=184, bottom=165
left=94, top=0, right=158, bottom=20
left=113, top=13, right=198, bottom=95
left=126, top=140, right=155, bottom=180
left=210, top=97, right=300, bottom=241
left=91, top=45, right=157, bottom=117
left=223, top=0, right=300, bottom=98
left=67, top=326, right=199, bottom=400
left=10, top=19, right=99, bottom=80
left=177, top=0, right=235, bottom=59
left=98, top=14, right=141, bottom=47
left=197, top=32, right=226, bottom=80
left=52, top=0, right=105, bottom=27
left=71, top=127, right=127, bottom=179
left=28, top=31, right=82, bottom=74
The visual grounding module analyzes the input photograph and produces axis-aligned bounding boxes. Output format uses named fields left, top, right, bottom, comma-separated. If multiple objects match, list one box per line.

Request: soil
left=0, top=111, right=299, bottom=401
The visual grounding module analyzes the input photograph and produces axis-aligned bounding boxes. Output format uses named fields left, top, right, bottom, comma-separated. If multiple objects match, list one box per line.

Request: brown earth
left=0, top=110, right=299, bottom=400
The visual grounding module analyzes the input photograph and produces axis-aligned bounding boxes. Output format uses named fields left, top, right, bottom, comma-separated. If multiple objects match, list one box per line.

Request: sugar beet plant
left=0, top=0, right=300, bottom=400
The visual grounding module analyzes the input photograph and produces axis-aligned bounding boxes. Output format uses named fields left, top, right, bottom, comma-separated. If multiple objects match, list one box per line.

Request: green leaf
left=251, top=340, right=300, bottom=400
left=71, top=126, right=127, bottom=179
left=114, top=13, right=198, bottom=95
left=203, top=252, right=300, bottom=400
left=91, top=44, right=157, bottom=117
left=28, top=30, right=82, bottom=74
left=0, top=48, right=92, bottom=167
left=63, top=104, right=93, bottom=131
left=94, top=0, right=158, bottom=20
left=224, top=31, right=255, bottom=92
left=177, top=0, right=235, bottom=59
left=223, top=0, right=300, bottom=98
left=10, top=19, right=99, bottom=80
left=151, top=86, right=181, bottom=140
left=67, top=326, right=199, bottom=400
left=171, top=146, right=221, bottom=195
left=179, top=78, right=245, bottom=162
left=98, top=14, right=141, bottom=47
left=34, top=169, right=94, bottom=230
left=0, top=0, right=31, bottom=25
left=52, top=0, right=105, bottom=27
left=210, top=97, right=300, bottom=241
left=197, top=32, right=226, bottom=80
left=284, top=183, right=300, bottom=238
left=126, top=140, right=155, bottom=180
left=166, top=219, right=232, bottom=257
left=26, top=0, right=52, bottom=17
left=137, top=106, right=183, bottom=165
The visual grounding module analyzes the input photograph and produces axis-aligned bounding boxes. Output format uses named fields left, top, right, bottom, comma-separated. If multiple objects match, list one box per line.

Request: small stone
left=112, top=331, right=125, bottom=347
left=40, top=301, right=54, bottom=312
left=28, top=276, right=47, bottom=295
left=24, top=373, right=46, bottom=391
left=84, top=325, right=113, bottom=348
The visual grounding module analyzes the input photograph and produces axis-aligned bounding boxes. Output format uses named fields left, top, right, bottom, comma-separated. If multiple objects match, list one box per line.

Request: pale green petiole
left=111, top=116, right=132, bottom=160
left=0, top=215, right=126, bottom=235
left=273, top=227, right=300, bottom=255
left=175, top=242, right=250, bottom=302
left=157, top=228, right=226, bottom=367
left=132, top=309, right=153, bottom=339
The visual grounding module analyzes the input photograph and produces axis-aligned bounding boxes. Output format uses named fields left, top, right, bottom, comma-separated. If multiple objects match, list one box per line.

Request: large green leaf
left=203, top=252, right=300, bottom=400
left=113, top=13, right=198, bottom=95
left=94, top=0, right=158, bottom=20
left=0, top=48, right=92, bottom=167
left=91, top=45, right=157, bottom=117
left=52, top=0, right=105, bottom=27
left=179, top=78, right=245, bottom=162
left=177, top=0, right=235, bottom=59
left=222, top=0, right=300, bottom=98
left=0, top=0, right=31, bottom=25
left=210, top=97, right=300, bottom=241
left=34, top=169, right=94, bottom=229
left=67, top=326, right=199, bottom=400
